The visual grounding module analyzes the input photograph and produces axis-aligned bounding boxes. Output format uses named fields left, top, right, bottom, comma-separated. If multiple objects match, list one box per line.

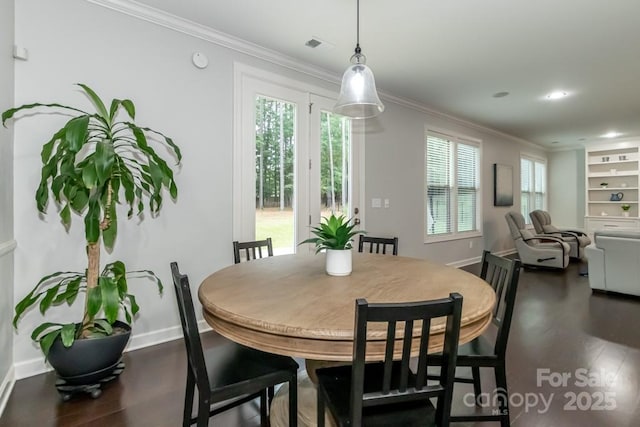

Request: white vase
left=325, top=249, right=352, bottom=276
left=623, top=211, right=630, bottom=217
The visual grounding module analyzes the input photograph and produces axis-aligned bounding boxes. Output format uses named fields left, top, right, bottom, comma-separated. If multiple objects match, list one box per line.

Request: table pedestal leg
left=269, top=370, right=336, bottom=427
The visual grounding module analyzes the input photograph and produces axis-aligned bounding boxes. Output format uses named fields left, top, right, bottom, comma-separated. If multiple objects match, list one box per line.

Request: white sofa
left=585, top=230, right=640, bottom=296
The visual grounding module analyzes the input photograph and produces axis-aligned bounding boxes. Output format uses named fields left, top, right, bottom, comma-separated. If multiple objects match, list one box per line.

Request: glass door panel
left=254, top=96, right=296, bottom=255
left=319, top=111, right=351, bottom=219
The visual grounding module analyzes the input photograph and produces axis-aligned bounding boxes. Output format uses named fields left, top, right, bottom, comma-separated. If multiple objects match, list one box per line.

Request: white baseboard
left=447, top=248, right=517, bottom=269
left=14, top=319, right=211, bottom=380
left=447, top=256, right=482, bottom=268
left=0, top=366, right=15, bottom=418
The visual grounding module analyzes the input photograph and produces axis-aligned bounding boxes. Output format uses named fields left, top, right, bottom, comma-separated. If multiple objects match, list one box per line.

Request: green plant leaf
left=108, top=99, right=121, bottom=121
left=95, top=140, right=115, bottom=184
left=60, top=323, right=77, bottom=347
left=70, top=188, right=89, bottom=212
left=1, top=102, right=88, bottom=127
left=39, top=286, right=61, bottom=314
left=84, top=198, right=101, bottom=243
left=86, top=285, right=102, bottom=317
left=77, top=84, right=109, bottom=121
left=121, top=99, right=135, bottom=119
left=35, top=182, right=49, bottom=213
left=82, top=162, right=98, bottom=189
left=30, top=322, right=63, bottom=341
left=93, top=319, right=114, bottom=335
left=39, top=329, right=62, bottom=358
left=41, top=127, right=65, bottom=163
left=300, top=214, right=365, bottom=251
left=50, top=276, right=83, bottom=305
left=59, top=203, right=71, bottom=226
left=127, top=294, right=139, bottom=316
left=100, top=276, right=120, bottom=324
left=65, top=116, right=89, bottom=153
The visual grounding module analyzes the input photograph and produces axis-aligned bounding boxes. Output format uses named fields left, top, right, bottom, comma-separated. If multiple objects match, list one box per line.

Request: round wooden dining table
left=199, top=251, right=496, bottom=426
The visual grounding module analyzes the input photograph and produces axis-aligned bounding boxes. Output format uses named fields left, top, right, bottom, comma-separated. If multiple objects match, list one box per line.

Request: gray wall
left=549, top=148, right=585, bottom=228
left=363, top=101, right=547, bottom=264
left=0, top=0, right=16, bottom=407
left=10, top=0, right=546, bottom=377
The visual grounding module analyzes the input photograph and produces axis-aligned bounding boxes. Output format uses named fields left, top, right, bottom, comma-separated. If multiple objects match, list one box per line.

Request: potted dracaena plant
left=2, top=84, right=181, bottom=385
left=300, top=214, right=365, bottom=276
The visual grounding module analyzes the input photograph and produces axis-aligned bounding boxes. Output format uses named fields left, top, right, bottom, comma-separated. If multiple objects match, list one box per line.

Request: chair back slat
left=414, top=318, right=431, bottom=389
left=382, top=321, right=396, bottom=394
left=358, top=235, right=399, bottom=256
left=350, top=294, right=463, bottom=425
left=479, top=250, right=521, bottom=357
left=233, top=237, right=273, bottom=264
left=170, top=262, right=210, bottom=394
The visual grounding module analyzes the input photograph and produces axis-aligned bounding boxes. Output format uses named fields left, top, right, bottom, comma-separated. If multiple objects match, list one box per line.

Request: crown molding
left=87, top=0, right=543, bottom=151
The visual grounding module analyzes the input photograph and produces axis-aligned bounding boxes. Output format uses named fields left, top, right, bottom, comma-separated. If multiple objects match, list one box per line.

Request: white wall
left=0, top=0, right=16, bottom=412
left=11, top=0, right=546, bottom=377
left=549, top=148, right=585, bottom=228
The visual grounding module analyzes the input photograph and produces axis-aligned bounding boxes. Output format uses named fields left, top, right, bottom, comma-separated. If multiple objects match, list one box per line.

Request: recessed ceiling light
left=492, top=91, right=510, bottom=98
left=601, top=131, right=622, bottom=138
left=546, top=91, right=569, bottom=100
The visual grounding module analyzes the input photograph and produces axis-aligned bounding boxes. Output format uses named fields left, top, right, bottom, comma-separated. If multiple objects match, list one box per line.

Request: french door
left=234, top=71, right=361, bottom=255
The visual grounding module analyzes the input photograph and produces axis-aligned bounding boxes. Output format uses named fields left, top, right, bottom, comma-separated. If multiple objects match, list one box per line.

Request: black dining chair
left=428, top=250, right=521, bottom=427
left=316, top=293, right=463, bottom=427
left=170, top=262, right=298, bottom=426
left=233, top=237, right=274, bottom=264
left=358, top=235, right=399, bottom=255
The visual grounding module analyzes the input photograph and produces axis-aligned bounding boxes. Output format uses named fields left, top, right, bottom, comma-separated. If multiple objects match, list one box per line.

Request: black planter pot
left=47, top=320, right=131, bottom=385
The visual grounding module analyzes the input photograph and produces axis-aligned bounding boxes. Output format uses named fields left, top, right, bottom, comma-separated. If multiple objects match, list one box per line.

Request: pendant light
left=334, top=0, right=384, bottom=119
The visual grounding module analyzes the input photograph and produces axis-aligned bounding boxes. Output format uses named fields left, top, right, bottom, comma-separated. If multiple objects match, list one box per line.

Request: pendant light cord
left=355, top=0, right=361, bottom=55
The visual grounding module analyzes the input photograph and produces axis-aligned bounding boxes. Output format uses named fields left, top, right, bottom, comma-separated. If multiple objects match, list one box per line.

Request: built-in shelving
left=585, top=142, right=640, bottom=235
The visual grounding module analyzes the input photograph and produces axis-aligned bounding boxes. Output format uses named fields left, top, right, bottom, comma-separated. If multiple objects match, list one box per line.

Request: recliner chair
left=529, top=210, right=591, bottom=259
left=505, top=211, right=570, bottom=269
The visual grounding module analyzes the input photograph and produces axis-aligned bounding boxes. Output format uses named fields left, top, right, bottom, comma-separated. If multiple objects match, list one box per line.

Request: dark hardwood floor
left=2, top=258, right=639, bottom=426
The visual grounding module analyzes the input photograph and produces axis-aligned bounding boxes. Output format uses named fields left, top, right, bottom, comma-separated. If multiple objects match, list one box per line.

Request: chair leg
left=260, top=389, right=269, bottom=427
left=316, top=385, right=325, bottom=427
left=495, top=365, right=510, bottom=427
left=196, top=396, right=210, bottom=427
left=268, top=385, right=275, bottom=405
left=289, top=375, right=298, bottom=427
left=472, top=366, right=482, bottom=405
left=183, top=370, right=195, bottom=427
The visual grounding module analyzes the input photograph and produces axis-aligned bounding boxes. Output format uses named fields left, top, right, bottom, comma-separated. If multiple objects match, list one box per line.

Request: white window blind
left=457, top=143, right=479, bottom=232
left=520, top=156, right=546, bottom=224
left=426, top=131, right=481, bottom=240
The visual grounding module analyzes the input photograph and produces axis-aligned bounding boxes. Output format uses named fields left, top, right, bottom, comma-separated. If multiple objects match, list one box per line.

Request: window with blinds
left=521, top=156, right=547, bottom=224
left=425, top=131, right=481, bottom=241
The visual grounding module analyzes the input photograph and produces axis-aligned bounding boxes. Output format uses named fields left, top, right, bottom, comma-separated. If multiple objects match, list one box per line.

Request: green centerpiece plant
left=300, top=214, right=364, bottom=252
left=300, top=214, right=365, bottom=276
left=2, top=84, right=181, bottom=371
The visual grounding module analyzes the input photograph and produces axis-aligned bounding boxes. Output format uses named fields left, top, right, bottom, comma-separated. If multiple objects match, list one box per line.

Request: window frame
left=520, top=153, right=547, bottom=226
left=424, top=128, right=483, bottom=243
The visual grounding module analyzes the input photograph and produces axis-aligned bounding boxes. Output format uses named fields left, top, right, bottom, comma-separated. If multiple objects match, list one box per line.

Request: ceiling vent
left=305, top=36, right=334, bottom=50
left=305, top=38, right=322, bottom=48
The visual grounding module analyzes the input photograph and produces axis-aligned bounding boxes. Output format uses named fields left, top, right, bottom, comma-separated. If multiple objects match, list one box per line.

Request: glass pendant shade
left=334, top=55, right=384, bottom=119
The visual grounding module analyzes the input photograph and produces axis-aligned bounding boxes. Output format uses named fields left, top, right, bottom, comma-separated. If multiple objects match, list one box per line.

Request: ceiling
left=134, top=0, right=640, bottom=148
